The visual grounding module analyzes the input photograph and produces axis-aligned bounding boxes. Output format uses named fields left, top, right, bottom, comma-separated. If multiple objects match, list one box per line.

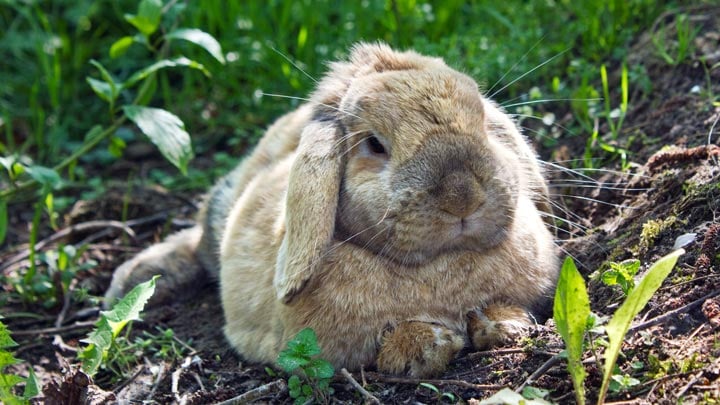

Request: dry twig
left=11, top=320, right=96, bottom=336
left=214, top=380, right=288, bottom=405
left=628, top=290, right=720, bottom=334
left=363, top=371, right=505, bottom=391
left=341, top=368, right=381, bottom=404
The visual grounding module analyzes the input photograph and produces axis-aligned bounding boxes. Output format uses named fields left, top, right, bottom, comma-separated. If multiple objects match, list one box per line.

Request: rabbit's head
left=275, top=43, right=544, bottom=303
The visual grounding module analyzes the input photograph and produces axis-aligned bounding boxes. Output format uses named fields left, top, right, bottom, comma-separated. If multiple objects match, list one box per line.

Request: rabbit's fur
left=105, top=43, right=559, bottom=377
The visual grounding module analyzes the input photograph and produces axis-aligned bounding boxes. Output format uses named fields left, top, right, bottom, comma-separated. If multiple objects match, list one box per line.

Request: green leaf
left=0, top=199, right=7, bottom=245
left=80, top=276, right=158, bottom=376
left=0, top=351, right=20, bottom=370
left=599, top=249, right=684, bottom=403
left=419, top=382, right=440, bottom=394
left=86, top=78, right=114, bottom=103
left=83, top=125, right=104, bottom=142
left=553, top=257, right=589, bottom=405
left=124, top=0, right=162, bottom=37
left=110, top=36, right=135, bottom=59
left=79, top=317, right=113, bottom=376
left=477, top=387, right=552, bottom=405
left=103, top=275, right=158, bottom=333
left=288, top=374, right=302, bottom=398
left=166, top=28, right=226, bottom=64
left=522, top=386, right=550, bottom=400
left=306, top=358, right=334, bottom=379
left=124, top=57, right=210, bottom=89
left=286, top=328, right=321, bottom=357
left=22, top=368, right=41, bottom=400
left=88, top=60, right=122, bottom=104
left=122, top=106, right=193, bottom=174
left=277, top=352, right=309, bottom=372
left=25, top=165, right=62, bottom=191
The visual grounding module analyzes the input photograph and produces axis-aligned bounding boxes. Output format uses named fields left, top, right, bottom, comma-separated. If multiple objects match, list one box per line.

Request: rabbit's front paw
left=376, top=321, right=464, bottom=378
left=467, top=304, right=531, bottom=349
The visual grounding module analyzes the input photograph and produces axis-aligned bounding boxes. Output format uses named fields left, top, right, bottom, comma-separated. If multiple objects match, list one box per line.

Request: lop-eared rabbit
left=106, top=43, right=559, bottom=377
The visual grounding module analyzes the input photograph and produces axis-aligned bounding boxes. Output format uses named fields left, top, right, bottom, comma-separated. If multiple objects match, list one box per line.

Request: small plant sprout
left=277, top=328, right=335, bottom=405
left=79, top=276, right=158, bottom=377
left=419, top=382, right=457, bottom=403
left=652, top=14, right=699, bottom=66
left=601, top=259, right=641, bottom=296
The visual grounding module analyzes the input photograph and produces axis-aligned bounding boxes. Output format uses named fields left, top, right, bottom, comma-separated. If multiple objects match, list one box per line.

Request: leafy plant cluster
left=277, top=328, right=335, bottom=405
left=554, top=249, right=684, bottom=404
left=1, top=0, right=682, bottom=197
left=0, top=320, right=41, bottom=405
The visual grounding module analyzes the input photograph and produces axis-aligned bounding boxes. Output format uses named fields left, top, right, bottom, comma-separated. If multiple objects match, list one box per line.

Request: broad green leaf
left=89, top=60, right=121, bottom=96
left=25, top=165, right=61, bottom=191
left=166, top=28, right=226, bottom=64
left=286, top=328, right=321, bottom=357
left=306, top=358, right=334, bottom=379
left=102, top=275, right=158, bottom=334
left=79, top=317, right=112, bottom=376
left=277, top=352, right=309, bottom=372
left=22, top=367, right=41, bottom=399
left=123, top=57, right=210, bottom=89
left=122, top=106, right=193, bottom=174
left=553, top=257, right=589, bottom=405
left=124, top=0, right=162, bottom=37
left=0, top=199, right=6, bottom=245
left=599, top=249, right=684, bottom=403
left=109, top=36, right=134, bottom=59
left=86, top=78, right=114, bottom=103
left=80, top=276, right=157, bottom=376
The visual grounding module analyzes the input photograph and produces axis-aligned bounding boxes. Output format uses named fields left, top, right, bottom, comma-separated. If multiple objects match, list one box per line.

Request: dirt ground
left=3, top=8, right=719, bottom=405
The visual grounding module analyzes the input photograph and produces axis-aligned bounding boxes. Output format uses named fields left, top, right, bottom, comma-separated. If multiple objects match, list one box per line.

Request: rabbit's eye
left=366, top=135, right=386, bottom=155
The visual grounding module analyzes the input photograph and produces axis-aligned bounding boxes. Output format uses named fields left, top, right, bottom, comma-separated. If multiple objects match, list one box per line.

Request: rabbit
left=105, top=42, right=559, bottom=378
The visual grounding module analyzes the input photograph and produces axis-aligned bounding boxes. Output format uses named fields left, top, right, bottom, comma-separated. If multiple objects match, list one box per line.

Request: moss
left=638, top=216, right=677, bottom=252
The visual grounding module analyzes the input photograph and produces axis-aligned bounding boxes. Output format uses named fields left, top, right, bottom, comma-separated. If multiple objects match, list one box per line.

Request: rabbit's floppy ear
left=274, top=118, right=344, bottom=304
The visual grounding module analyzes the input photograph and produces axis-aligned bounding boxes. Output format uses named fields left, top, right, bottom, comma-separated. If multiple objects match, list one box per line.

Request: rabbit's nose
left=437, top=172, right=485, bottom=218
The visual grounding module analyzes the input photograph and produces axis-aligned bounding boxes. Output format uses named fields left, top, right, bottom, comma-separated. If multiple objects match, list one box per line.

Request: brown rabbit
left=105, top=42, right=559, bottom=377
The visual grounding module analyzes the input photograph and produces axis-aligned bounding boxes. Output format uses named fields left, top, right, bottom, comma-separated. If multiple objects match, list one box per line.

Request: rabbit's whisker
left=503, top=98, right=601, bottom=109
left=489, top=48, right=569, bottom=99
left=270, top=46, right=319, bottom=84
left=549, top=182, right=650, bottom=192
left=549, top=193, right=636, bottom=209
left=486, top=35, right=547, bottom=96
left=538, top=211, right=589, bottom=232
left=261, top=93, right=362, bottom=120
left=516, top=116, right=579, bottom=136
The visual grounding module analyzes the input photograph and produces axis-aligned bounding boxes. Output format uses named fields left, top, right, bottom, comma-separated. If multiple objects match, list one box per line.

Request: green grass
left=1, top=1, right=678, bottom=170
